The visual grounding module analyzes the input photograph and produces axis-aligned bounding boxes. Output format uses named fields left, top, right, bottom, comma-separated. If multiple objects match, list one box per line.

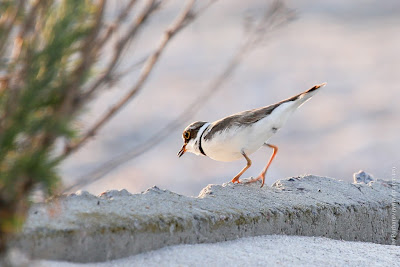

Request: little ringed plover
left=178, top=83, right=327, bottom=187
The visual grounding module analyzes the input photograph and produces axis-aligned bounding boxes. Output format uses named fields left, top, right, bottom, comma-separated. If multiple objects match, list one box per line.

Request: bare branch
left=57, top=0, right=106, bottom=116
left=106, top=54, right=149, bottom=85
left=63, top=0, right=295, bottom=192
left=10, top=0, right=41, bottom=64
left=0, top=0, right=26, bottom=58
left=80, top=0, right=161, bottom=102
left=1, top=1, right=43, bottom=132
left=60, top=0, right=196, bottom=159
left=96, top=0, right=138, bottom=49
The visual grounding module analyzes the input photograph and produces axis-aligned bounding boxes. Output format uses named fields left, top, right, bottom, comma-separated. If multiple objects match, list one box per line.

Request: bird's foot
left=242, top=175, right=266, bottom=188
left=231, top=177, right=241, bottom=184
left=244, top=176, right=262, bottom=183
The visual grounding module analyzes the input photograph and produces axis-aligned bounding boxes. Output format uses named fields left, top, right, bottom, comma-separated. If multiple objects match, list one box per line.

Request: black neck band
left=198, top=126, right=207, bottom=156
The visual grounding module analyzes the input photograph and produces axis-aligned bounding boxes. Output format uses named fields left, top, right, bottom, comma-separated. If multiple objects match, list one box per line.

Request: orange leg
left=231, top=151, right=252, bottom=184
left=251, top=144, right=278, bottom=188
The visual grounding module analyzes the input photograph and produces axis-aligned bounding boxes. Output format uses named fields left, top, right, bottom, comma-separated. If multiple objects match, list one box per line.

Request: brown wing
left=203, top=103, right=280, bottom=141
left=203, top=83, right=324, bottom=141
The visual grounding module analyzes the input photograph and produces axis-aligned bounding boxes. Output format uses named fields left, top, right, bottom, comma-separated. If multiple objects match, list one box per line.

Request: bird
left=177, top=83, right=326, bottom=188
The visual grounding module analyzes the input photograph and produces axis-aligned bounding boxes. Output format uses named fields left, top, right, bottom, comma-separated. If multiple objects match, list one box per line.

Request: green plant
left=0, top=0, right=107, bottom=254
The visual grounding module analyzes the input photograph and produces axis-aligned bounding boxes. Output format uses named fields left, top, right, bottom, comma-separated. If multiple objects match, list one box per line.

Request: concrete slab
left=14, top=175, right=400, bottom=263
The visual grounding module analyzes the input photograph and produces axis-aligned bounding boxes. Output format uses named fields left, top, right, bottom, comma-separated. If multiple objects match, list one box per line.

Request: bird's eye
left=183, top=131, right=190, bottom=139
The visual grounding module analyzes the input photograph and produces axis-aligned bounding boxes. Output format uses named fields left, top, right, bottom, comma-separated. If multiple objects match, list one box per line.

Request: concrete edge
left=13, top=175, right=400, bottom=262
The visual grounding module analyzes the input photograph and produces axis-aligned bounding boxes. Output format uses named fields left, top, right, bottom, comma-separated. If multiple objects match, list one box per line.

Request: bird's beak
left=177, top=144, right=186, bottom=158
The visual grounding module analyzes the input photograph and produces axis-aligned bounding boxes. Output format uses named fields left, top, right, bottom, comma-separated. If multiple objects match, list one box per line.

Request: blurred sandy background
left=60, top=0, right=400, bottom=196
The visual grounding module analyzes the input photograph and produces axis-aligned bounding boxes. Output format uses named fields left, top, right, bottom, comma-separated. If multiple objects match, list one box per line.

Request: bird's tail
left=295, top=82, right=327, bottom=107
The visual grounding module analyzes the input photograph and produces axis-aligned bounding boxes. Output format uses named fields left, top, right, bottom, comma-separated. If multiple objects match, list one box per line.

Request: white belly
left=201, top=101, right=297, bottom=162
left=202, top=121, right=275, bottom=162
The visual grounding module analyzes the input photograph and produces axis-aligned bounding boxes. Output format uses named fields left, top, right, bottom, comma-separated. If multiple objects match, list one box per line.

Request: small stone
left=143, top=186, right=164, bottom=194
left=99, top=189, right=132, bottom=199
left=76, top=190, right=93, bottom=197
left=353, top=170, right=374, bottom=184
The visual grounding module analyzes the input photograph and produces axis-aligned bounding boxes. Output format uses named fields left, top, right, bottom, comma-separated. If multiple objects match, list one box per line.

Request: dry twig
left=96, top=0, right=139, bottom=49
left=0, top=0, right=26, bottom=57
left=79, top=0, right=161, bottom=101
left=60, top=0, right=195, bottom=159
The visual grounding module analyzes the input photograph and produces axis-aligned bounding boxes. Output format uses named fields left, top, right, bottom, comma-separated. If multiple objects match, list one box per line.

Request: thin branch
left=10, top=0, right=41, bottom=64
left=1, top=1, right=42, bottom=130
left=60, top=0, right=195, bottom=159
left=62, top=0, right=295, bottom=193
left=80, top=0, right=160, bottom=101
left=96, top=0, right=138, bottom=49
left=71, top=0, right=143, bottom=92
left=105, top=54, right=149, bottom=85
left=0, top=0, right=26, bottom=58
left=57, top=0, right=106, bottom=116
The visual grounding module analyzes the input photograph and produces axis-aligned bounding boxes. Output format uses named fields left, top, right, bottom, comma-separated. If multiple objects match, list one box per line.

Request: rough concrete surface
left=14, top=175, right=400, bottom=263
left=37, top=235, right=400, bottom=267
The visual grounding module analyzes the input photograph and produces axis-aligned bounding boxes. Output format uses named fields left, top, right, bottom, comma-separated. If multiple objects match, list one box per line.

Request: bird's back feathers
left=203, top=83, right=327, bottom=141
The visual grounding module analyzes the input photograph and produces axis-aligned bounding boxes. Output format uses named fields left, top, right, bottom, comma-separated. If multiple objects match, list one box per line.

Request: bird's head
left=177, top=121, right=208, bottom=157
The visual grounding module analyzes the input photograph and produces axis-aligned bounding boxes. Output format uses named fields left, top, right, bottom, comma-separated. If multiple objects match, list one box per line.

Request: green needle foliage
left=0, top=0, right=103, bottom=255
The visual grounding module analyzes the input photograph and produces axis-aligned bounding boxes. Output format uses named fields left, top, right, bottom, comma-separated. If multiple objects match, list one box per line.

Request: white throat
left=189, top=122, right=211, bottom=156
